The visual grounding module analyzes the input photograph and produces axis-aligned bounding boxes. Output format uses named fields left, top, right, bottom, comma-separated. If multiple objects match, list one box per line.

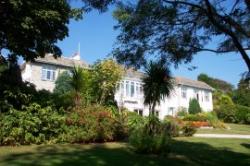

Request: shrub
left=177, top=107, right=188, bottom=117
left=0, top=103, right=65, bottom=145
left=205, top=112, right=226, bottom=128
left=188, top=99, right=202, bottom=114
left=182, top=123, right=197, bottom=136
left=163, top=116, right=182, bottom=137
left=183, top=112, right=225, bottom=128
left=183, top=113, right=208, bottom=122
left=235, top=105, right=250, bottom=124
left=246, top=113, right=250, bottom=124
left=62, top=105, right=128, bottom=143
left=215, top=104, right=237, bottom=123
left=127, top=111, right=145, bottom=132
left=213, top=92, right=237, bottom=123
left=129, top=115, right=170, bottom=155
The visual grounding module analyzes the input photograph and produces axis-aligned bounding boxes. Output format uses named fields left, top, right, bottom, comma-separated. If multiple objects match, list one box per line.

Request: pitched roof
left=174, top=76, right=213, bottom=90
left=124, top=68, right=145, bottom=79
left=34, top=54, right=89, bottom=68
left=124, top=70, right=213, bottom=90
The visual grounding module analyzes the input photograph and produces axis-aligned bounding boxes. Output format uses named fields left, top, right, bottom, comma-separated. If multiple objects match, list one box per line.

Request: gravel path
left=194, top=134, right=250, bottom=139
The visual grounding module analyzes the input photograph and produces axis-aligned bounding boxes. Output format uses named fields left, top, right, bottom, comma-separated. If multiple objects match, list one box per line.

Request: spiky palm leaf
left=71, top=66, right=85, bottom=107
left=143, top=61, right=173, bottom=113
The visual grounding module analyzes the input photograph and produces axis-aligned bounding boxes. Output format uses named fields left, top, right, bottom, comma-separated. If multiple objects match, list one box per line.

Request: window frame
left=181, top=86, right=187, bottom=99
left=134, top=109, right=143, bottom=116
left=41, top=66, right=56, bottom=81
left=205, top=91, right=210, bottom=102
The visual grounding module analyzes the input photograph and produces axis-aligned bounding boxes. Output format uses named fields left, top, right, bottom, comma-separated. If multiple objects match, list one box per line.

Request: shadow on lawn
left=0, top=141, right=249, bottom=166
left=241, top=143, right=250, bottom=149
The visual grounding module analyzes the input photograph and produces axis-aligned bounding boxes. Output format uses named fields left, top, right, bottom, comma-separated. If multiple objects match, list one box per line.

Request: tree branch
left=193, top=47, right=250, bottom=53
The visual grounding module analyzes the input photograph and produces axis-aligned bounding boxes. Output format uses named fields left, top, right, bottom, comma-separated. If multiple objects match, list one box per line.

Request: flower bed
left=188, top=121, right=210, bottom=128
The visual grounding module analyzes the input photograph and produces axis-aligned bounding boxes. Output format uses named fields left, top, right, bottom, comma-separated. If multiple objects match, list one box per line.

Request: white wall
left=114, top=78, right=213, bottom=120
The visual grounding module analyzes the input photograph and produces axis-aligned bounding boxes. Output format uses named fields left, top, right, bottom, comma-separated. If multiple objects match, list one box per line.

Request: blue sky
left=57, top=5, right=248, bottom=87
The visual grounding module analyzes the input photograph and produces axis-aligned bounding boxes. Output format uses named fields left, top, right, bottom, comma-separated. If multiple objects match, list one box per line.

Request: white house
left=114, top=69, right=213, bottom=119
left=21, top=54, right=213, bottom=119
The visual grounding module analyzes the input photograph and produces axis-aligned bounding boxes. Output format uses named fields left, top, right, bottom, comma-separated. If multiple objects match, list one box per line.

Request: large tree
left=92, top=59, right=123, bottom=105
left=0, top=0, right=83, bottom=60
left=198, top=73, right=234, bottom=94
left=233, top=79, right=250, bottom=107
left=112, top=0, right=250, bottom=76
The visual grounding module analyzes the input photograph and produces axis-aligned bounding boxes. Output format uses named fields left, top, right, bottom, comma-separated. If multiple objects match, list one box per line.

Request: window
left=120, top=82, right=124, bottom=94
left=136, top=83, right=139, bottom=96
left=139, top=84, right=143, bottom=95
left=116, top=83, right=120, bottom=91
left=131, top=82, right=135, bottom=97
left=168, top=107, right=174, bottom=116
left=125, top=81, right=129, bottom=96
left=181, top=87, right=187, bottom=98
left=134, top=109, right=143, bottom=116
left=205, top=92, right=209, bottom=102
left=41, top=66, right=56, bottom=81
left=194, top=89, right=199, bottom=101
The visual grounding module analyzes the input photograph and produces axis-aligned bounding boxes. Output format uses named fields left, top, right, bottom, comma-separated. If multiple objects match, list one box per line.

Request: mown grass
left=0, top=137, right=249, bottom=166
left=197, top=123, right=250, bottom=135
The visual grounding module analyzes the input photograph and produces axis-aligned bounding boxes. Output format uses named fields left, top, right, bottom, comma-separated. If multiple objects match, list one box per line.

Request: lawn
left=197, top=123, right=250, bottom=135
left=0, top=138, right=249, bottom=166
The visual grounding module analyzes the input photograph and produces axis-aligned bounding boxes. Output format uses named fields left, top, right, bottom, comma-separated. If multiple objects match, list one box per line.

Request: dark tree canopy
left=0, top=0, right=77, bottom=60
left=198, top=73, right=234, bottom=94
left=112, top=0, right=250, bottom=73
left=0, top=0, right=116, bottom=61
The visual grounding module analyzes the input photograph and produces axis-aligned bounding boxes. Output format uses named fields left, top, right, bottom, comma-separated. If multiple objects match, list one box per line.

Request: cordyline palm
left=143, top=61, right=173, bottom=115
left=70, top=66, right=85, bottom=108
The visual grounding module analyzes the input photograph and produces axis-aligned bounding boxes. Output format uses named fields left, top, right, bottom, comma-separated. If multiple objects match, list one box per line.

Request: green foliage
left=183, top=112, right=225, bottom=128
left=61, top=105, right=127, bottom=143
left=54, top=71, right=72, bottom=95
left=163, top=117, right=180, bottom=137
left=198, top=73, right=234, bottom=94
left=183, top=114, right=208, bottom=122
left=113, top=1, right=250, bottom=72
left=182, top=124, right=197, bottom=137
left=143, top=60, right=173, bottom=113
left=188, top=99, right=202, bottom=114
left=70, top=67, right=86, bottom=107
left=0, top=0, right=80, bottom=60
left=126, top=111, right=145, bottom=132
left=213, top=91, right=237, bottom=123
left=233, top=79, right=250, bottom=107
left=177, top=107, right=188, bottom=117
left=235, top=105, right=250, bottom=124
left=0, top=103, right=65, bottom=145
left=129, top=115, right=170, bottom=154
left=91, top=59, right=123, bottom=105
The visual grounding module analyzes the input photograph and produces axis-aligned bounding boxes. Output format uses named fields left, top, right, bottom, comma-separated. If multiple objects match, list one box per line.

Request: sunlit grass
left=0, top=138, right=249, bottom=166
left=197, top=123, right=250, bottom=135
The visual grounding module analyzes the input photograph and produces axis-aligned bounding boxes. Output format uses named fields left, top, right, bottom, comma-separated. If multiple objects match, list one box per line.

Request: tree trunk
left=152, top=102, right=156, bottom=116
left=230, top=35, right=250, bottom=72
left=204, top=0, right=250, bottom=72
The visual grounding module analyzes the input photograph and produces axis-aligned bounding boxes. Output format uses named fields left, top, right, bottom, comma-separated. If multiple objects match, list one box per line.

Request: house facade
left=21, top=54, right=213, bottom=119
left=21, top=54, right=88, bottom=91
left=114, top=71, right=213, bottom=119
